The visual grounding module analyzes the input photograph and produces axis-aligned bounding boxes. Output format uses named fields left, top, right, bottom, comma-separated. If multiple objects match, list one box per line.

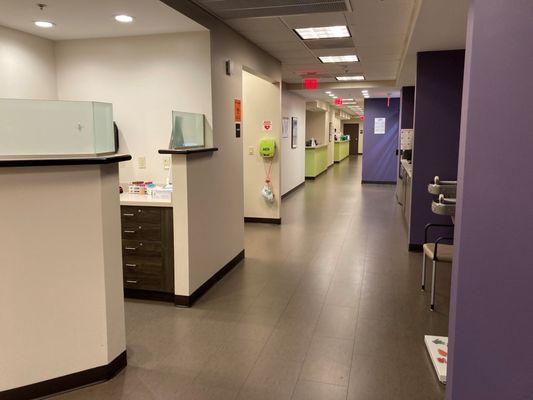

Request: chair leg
left=430, top=260, right=437, bottom=311
left=421, top=254, right=427, bottom=291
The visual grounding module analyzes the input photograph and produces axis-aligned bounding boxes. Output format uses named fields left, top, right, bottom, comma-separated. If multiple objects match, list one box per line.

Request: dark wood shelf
left=158, top=147, right=218, bottom=155
left=0, top=153, right=132, bottom=167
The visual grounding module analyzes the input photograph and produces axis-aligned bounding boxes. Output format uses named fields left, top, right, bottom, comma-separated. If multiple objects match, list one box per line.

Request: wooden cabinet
left=120, top=206, right=174, bottom=297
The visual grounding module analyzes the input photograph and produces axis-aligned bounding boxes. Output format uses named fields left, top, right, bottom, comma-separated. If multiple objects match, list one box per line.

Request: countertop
left=120, top=193, right=172, bottom=207
left=401, top=159, right=413, bottom=178
left=0, top=153, right=131, bottom=168
left=305, top=144, right=328, bottom=149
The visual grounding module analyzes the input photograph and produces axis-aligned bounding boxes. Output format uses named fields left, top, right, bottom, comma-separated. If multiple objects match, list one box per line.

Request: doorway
left=344, top=123, right=359, bottom=155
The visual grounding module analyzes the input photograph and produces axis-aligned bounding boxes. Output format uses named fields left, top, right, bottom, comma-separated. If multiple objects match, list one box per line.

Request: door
left=344, top=123, right=359, bottom=155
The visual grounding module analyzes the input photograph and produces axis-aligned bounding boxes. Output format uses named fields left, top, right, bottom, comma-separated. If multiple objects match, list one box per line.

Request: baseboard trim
left=244, top=217, right=282, bottom=225
left=361, top=180, right=397, bottom=185
left=124, top=288, right=174, bottom=303
left=281, top=181, right=305, bottom=199
left=174, top=249, right=245, bottom=307
left=409, top=244, right=423, bottom=252
left=0, top=351, right=127, bottom=400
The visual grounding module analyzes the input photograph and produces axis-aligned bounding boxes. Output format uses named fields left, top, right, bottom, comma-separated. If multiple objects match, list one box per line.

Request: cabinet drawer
left=123, top=271, right=165, bottom=291
left=122, top=240, right=162, bottom=257
left=123, top=255, right=163, bottom=275
left=121, top=206, right=161, bottom=224
left=122, top=223, right=161, bottom=241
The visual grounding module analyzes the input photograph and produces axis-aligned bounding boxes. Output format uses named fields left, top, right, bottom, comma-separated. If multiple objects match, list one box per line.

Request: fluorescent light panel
left=34, top=21, right=55, bottom=28
left=319, top=55, right=359, bottom=63
left=336, top=75, right=365, bottom=81
left=115, top=14, right=134, bottom=23
left=294, top=26, right=350, bottom=40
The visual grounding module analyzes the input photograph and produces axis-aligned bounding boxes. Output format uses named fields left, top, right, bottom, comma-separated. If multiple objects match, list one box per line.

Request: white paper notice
left=374, top=118, right=386, bottom=134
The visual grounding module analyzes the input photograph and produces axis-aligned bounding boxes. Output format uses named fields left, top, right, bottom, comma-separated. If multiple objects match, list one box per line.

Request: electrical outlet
left=138, top=156, right=146, bottom=169
left=163, top=157, right=171, bottom=170
left=248, top=146, right=254, bottom=155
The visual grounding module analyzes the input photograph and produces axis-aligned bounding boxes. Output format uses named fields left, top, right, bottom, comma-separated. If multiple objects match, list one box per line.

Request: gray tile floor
left=55, top=157, right=449, bottom=400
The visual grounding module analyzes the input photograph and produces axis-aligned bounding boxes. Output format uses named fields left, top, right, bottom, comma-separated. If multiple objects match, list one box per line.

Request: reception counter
left=305, top=144, right=328, bottom=179
left=334, top=140, right=350, bottom=163
left=0, top=154, right=130, bottom=399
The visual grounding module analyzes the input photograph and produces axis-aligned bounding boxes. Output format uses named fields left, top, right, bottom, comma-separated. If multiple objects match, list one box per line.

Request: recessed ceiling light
left=319, top=55, right=359, bottom=63
left=34, top=21, right=55, bottom=28
left=115, top=14, right=134, bottom=23
left=343, top=98, right=354, bottom=101
left=336, top=75, right=365, bottom=81
left=294, top=26, right=350, bottom=40
left=328, top=94, right=335, bottom=97
left=325, top=91, right=331, bottom=94
left=332, top=96, right=338, bottom=99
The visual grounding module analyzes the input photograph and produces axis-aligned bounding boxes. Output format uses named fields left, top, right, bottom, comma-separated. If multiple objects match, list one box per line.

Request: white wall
left=0, top=164, right=125, bottom=390
left=0, top=25, right=57, bottom=99
left=55, top=32, right=212, bottom=184
left=306, top=110, right=327, bottom=142
left=242, top=70, right=281, bottom=219
left=281, top=89, right=306, bottom=196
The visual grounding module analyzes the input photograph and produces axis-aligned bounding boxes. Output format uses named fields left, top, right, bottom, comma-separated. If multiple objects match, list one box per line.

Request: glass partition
left=169, top=111, right=205, bottom=149
left=0, top=99, right=115, bottom=157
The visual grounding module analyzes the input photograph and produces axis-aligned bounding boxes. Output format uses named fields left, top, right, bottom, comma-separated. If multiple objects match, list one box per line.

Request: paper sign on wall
left=282, top=117, right=290, bottom=138
left=374, top=118, right=386, bottom=134
left=263, top=120, right=272, bottom=132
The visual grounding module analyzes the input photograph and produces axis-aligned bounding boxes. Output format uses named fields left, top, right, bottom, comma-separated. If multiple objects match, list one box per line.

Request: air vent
left=304, top=38, right=354, bottom=50
left=194, top=0, right=348, bottom=19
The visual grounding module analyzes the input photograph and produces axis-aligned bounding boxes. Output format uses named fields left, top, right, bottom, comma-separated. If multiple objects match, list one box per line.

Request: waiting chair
left=421, top=224, right=454, bottom=311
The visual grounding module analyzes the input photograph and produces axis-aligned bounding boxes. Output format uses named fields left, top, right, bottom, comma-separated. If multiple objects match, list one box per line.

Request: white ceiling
left=396, top=0, right=468, bottom=86
left=191, top=0, right=417, bottom=85
left=0, top=0, right=206, bottom=41
left=294, top=86, right=401, bottom=116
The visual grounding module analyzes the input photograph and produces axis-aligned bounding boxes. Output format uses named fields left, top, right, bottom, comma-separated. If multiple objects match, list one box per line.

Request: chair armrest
left=424, top=223, right=454, bottom=243
left=434, top=236, right=454, bottom=261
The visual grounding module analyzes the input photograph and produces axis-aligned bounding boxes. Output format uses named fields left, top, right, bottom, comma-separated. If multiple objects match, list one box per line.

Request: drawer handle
left=123, top=213, right=135, bottom=217
left=126, top=280, right=138, bottom=284
left=125, top=247, right=137, bottom=251
left=124, top=230, right=136, bottom=234
left=125, top=264, right=136, bottom=268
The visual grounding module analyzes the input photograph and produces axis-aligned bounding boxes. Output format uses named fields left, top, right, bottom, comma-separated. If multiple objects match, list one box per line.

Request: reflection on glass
left=170, top=111, right=205, bottom=149
left=0, top=99, right=115, bottom=157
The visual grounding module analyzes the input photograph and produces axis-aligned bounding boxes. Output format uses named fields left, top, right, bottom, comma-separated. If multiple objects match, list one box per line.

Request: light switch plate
left=248, top=146, right=254, bottom=155
left=138, top=156, right=146, bottom=169
left=163, top=157, right=171, bottom=170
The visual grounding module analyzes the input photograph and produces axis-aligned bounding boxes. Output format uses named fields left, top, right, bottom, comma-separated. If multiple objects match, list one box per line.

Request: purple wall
left=408, top=50, right=464, bottom=246
left=362, top=98, right=400, bottom=183
left=400, top=86, right=415, bottom=129
left=447, top=2, right=533, bottom=399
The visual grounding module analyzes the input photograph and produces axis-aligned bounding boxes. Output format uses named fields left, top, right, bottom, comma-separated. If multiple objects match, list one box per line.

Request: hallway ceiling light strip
left=294, top=26, right=350, bottom=40
left=336, top=75, right=365, bottom=81
left=319, top=55, right=359, bottom=63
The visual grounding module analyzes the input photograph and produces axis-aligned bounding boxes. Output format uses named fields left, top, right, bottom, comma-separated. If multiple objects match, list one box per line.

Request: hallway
left=57, top=157, right=449, bottom=400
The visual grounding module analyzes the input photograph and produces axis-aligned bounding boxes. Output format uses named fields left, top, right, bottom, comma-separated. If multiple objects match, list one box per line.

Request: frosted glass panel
left=170, top=111, right=205, bottom=149
left=93, top=101, right=115, bottom=154
left=0, top=99, right=115, bottom=156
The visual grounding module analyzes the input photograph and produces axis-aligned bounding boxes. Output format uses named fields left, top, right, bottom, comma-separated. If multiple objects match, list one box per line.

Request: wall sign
left=262, top=120, right=272, bottom=132
left=234, top=99, right=241, bottom=122
left=291, top=117, right=298, bottom=149
left=374, top=118, right=386, bottom=134
left=282, top=117, right=290, bottom=138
